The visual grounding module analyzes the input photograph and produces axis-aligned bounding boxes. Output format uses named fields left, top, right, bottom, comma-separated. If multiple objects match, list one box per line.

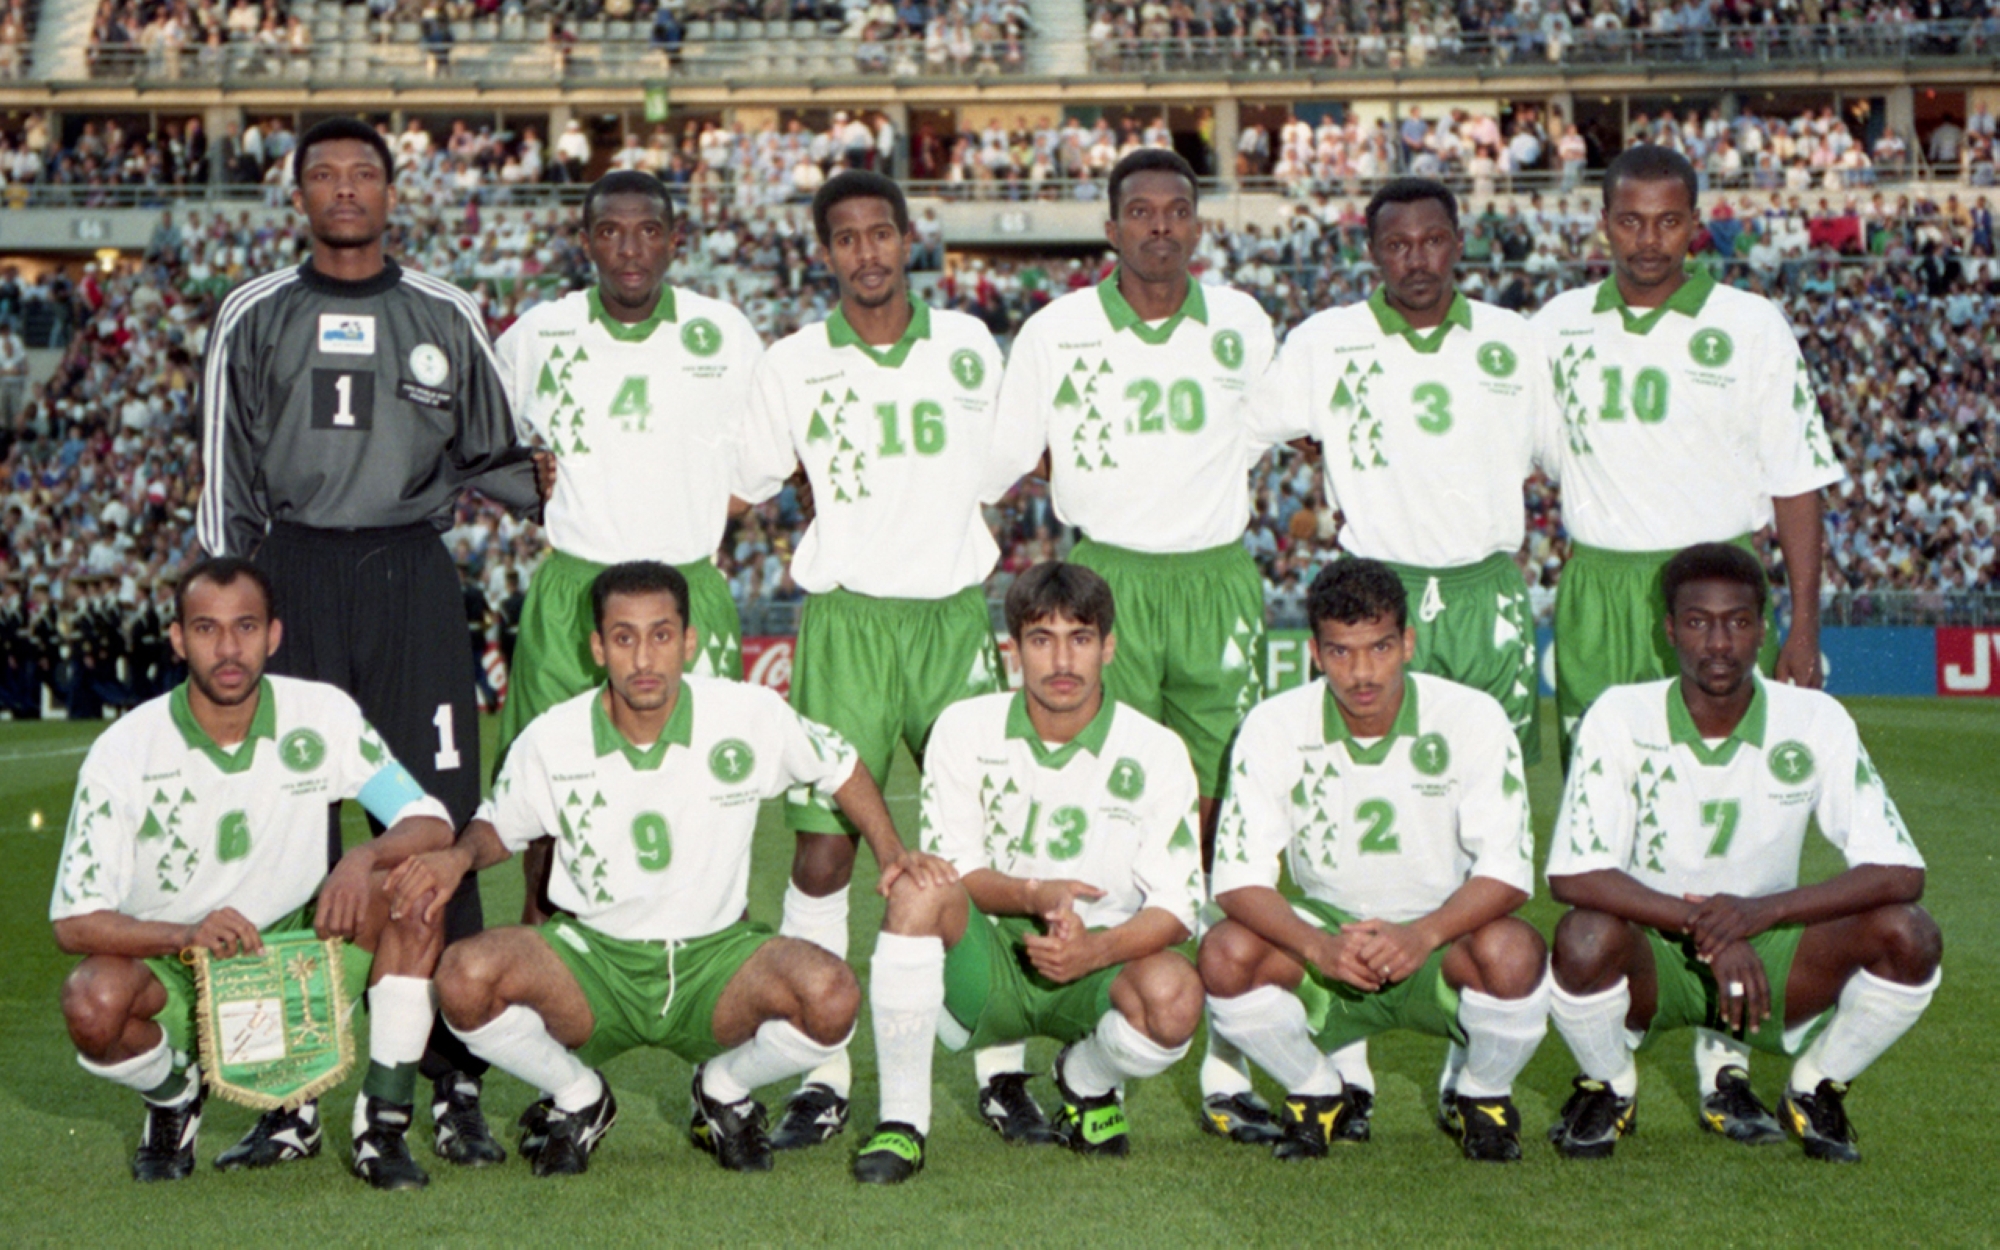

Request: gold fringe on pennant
left=186, top=936, right=358, bottom=1111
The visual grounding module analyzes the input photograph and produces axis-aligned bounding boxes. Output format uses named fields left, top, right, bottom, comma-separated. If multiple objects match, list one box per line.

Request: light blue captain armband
left=359, top=762, right=430, bottom=826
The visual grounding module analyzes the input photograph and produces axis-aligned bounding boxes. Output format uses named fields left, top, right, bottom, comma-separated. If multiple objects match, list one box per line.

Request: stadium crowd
left=0, top=160, right=1994, bottom=716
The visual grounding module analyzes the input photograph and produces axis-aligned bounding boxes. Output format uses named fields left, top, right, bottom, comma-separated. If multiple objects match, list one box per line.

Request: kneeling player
left=853, top=564, right=1205, bottom=1182
left=1545, top=543, right=1940, bottom=1162
left=395, top=562, right=949, bottom=1177
left=1201, top=559, right=1548, bottom=1162
left=51, top=558, right=454, bottom=1189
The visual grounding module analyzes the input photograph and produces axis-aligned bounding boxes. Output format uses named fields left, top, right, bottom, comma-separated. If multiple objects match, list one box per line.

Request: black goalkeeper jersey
left=196, top=259, right=538, bottom=556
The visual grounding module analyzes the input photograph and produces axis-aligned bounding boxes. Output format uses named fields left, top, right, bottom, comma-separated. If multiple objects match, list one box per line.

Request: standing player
left=1544, top=544, right=1939, bottom=1162
left=1534, top=143, right=1843, bottom=1121
left=734, top=170, right=1015, bottom=1147
left=51, top=558, right=454, bottom=1188
left=391, top=562, right=951, bottom=1176
left=197, top=117, right=543, bottom=1165
left=1201, top=560, right=1547, bottom=1163
left=1250, top=176, right=1555, bottom=1138
left=493, top=169, right=762, bottom=755
left=854, top=563, right=1205, bottom=1182
left=989, top=148, right=1279, bottom=1139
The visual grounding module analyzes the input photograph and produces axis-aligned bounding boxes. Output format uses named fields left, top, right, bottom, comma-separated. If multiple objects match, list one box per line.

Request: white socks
left=781, top=883, right=853, bottom=1096
left=1455, top=980, right=1551, bottom=1099
left=79, top=1035, right=180, bottom=1099
left=366, top=976, right=434, bottom=1071
left=1060, top=1011, right=1189, bottom=1099
left=450, top=1004, right=598, bottom=1111
left=1330, top=1038, right=1375, bottom=1095
left=1694, top=1028, right=1753, bottom=1093
left=1207, top=987, right=1339, bottom=1097
left=704, top=1020, right=851, bottom=1106
left=1551, top=978, right=1638, bottom=1097
left=1789, top=968, right=1939, bottom=1093
left=976, top=1042, right=1031, bottom=1087
left=870, top=932, right=946, bottom=1133
left=1198, top=1029, right=1255, bottom=1098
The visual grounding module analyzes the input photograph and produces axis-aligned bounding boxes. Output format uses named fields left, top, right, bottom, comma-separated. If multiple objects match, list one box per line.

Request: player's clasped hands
left=185, top=907, right=262, bottom=958
left=1706, top=940, right=1771, bottom=1034
left=315, top=845, right=379, bottom=940
left=1021, top=879, right=1108, bottom=984
left=386, top=847, right=471, bottom=928
left=874, top=848, right=958, bottom=896
left=1341, top=918, right=1435, bottom=987
left=1681, top=892, right=1775, bottom=959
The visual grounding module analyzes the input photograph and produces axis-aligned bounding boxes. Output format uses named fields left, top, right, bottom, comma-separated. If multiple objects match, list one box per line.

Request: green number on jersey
left=874, top=401, right=947, bottom=457
left=1123, top=378, right=1207, bottom=435
left=1355, top=799, right=1399, bottom=854
left=609, top=376, right=651, bottom=422
left=1700, top=799, right=1740, bottom=858
left=1047, top=806, right=1088, bottom=861
left=1597, top=366, right=1669, bottom=424
left=1411, top=382, right=1452, bottom=434
left=216, top=811, right=251, bottom=863
left=631, top=811, right=672, bottom=872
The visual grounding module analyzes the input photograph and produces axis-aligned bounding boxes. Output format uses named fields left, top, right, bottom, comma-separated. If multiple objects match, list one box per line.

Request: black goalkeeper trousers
left=256, top=521, right=487, bottom=1080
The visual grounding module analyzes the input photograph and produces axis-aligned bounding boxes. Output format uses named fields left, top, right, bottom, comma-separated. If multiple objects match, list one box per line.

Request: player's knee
left=1196, top=920, right=1263, bottom=997
left=1551, top=908, right=1628, bottom=991
left=790, top=833, right=858, bottom=894
left=1141, top=961, right=1206, bottom=1047
left=793, top=953, right=860, bottom=1043
left=60, top=963, right=132, bottom=1054
left=434, top=939, right=504, bottom=1026
left=1469, top=917, right=1548, bottom=999
left=1868, top=903, right=1942, bottom=983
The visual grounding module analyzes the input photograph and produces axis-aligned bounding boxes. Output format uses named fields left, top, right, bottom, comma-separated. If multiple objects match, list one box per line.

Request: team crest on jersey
left=1689, top=328, right=1734, bottom=368
left=1211, top=329, right=1245, bottom=370
left=1768, top=740, right=1815, bottom=784
left=950, top=349, right=985, bottom=390
left=1476, top=341, right=1518, bottom=378
left=408, top=344, right=450, bottom=387
left=682, top=318, right=723, bottom=358
left=709, top=738, right=756, bottom=784
left=1410, top=733, right=1451, bottom=777
left=1107, top=757, right=1146, bottom=801
left=317, top=314, right=375, bottom=355
left=279, top=729, right=326, bottom=774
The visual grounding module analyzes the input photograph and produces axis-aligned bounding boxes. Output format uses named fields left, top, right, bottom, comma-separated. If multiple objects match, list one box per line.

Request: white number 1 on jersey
left=433, top=703, right=462, bottom=771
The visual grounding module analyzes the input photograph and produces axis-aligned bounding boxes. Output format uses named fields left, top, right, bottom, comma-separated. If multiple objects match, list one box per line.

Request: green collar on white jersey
left=591, top=682, right=695, bottom=771
left=587, top=285, right=678, bottom=342
left=1097, top=268, right=1208, bottom=346
left=1367, top=286, right=1473, bottom=355
left=169, top=677, right=277, bottom=775
left=1592, top=266, right=1716, bottom=336
left=1666, top=674, right=1768, bottom=767
left=827, top=298, right=932, bottom=369
left=1321, top=675, right=1420, bottom=766
left=1005, top=690, right=1116, bottom=769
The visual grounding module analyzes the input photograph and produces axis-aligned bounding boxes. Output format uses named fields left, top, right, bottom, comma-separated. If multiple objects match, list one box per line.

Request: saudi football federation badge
left=188, top=930, right=356, bottom=1110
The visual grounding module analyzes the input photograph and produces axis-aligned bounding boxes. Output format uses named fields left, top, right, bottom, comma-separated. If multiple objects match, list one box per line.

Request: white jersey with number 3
left=479, top=678, right=859, bottom=942
left=1532, top=271, right=1844, bottom=550
left=496, top=287, right=763, bottom=565
left=1211, top=672, right=1533, bottom=922
left=1547, top=677, right=1923, bottom=899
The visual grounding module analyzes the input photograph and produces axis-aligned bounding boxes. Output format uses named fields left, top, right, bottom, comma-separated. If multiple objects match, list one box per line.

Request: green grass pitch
left=2, top=698, right=1995, bottom=1246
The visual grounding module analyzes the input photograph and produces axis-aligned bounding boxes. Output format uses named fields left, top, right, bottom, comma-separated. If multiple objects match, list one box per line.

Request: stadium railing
left=71, top=17, right=2000, bottom=84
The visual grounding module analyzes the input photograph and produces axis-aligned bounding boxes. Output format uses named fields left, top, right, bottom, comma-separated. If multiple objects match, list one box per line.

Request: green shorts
left=1289, top=898, right=1464, bottom=1052
left=142, top=908, right=373, bottom=1061
left=498, top=549, right=743, bottom=767
left=1068, top=539, right=1266, bottom=799
left=541, top=917, right=772, bottom=1067
left=1642, top=924, right=1826, bottom=1057
left=1554, top=538, right=1778, bottom=764
left=939, top=907, right=1123, bottom=1052
left=784, top=585, right=1005, bottom=836
left=1384, top=551, right=1541, bottom=766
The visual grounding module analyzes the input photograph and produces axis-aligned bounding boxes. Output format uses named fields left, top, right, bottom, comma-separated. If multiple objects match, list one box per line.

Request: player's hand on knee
left=1681, top=892, right=1774, bottom=958
left=876, top=848, right=958, bottom=896
left=316, top=848, right=379, bottom=939
left=1708, top=940, right=1770, bottom=1034
left=188, top=908, right=262, bottom=958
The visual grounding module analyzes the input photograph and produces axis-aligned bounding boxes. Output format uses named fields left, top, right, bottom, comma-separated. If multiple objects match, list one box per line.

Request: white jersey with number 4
left=496, top=287, right=763, bottom=566
left=480, top=678, right=859, bottom=942
left=1254, top=290, right=1554, bottom=568
left=1532, top=271, right=1843, bottom=551
left=50, top=677, right=449, bottom=928
left=735, top=302, right=1010, bottom=600
left=920, top=692, right=1204, bottom=935
left=1548, top=677, right=1923, bottom=899
left=1211, top=672, right=1533, bottom=922
left=992, top=274, right=1279, bottom=554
